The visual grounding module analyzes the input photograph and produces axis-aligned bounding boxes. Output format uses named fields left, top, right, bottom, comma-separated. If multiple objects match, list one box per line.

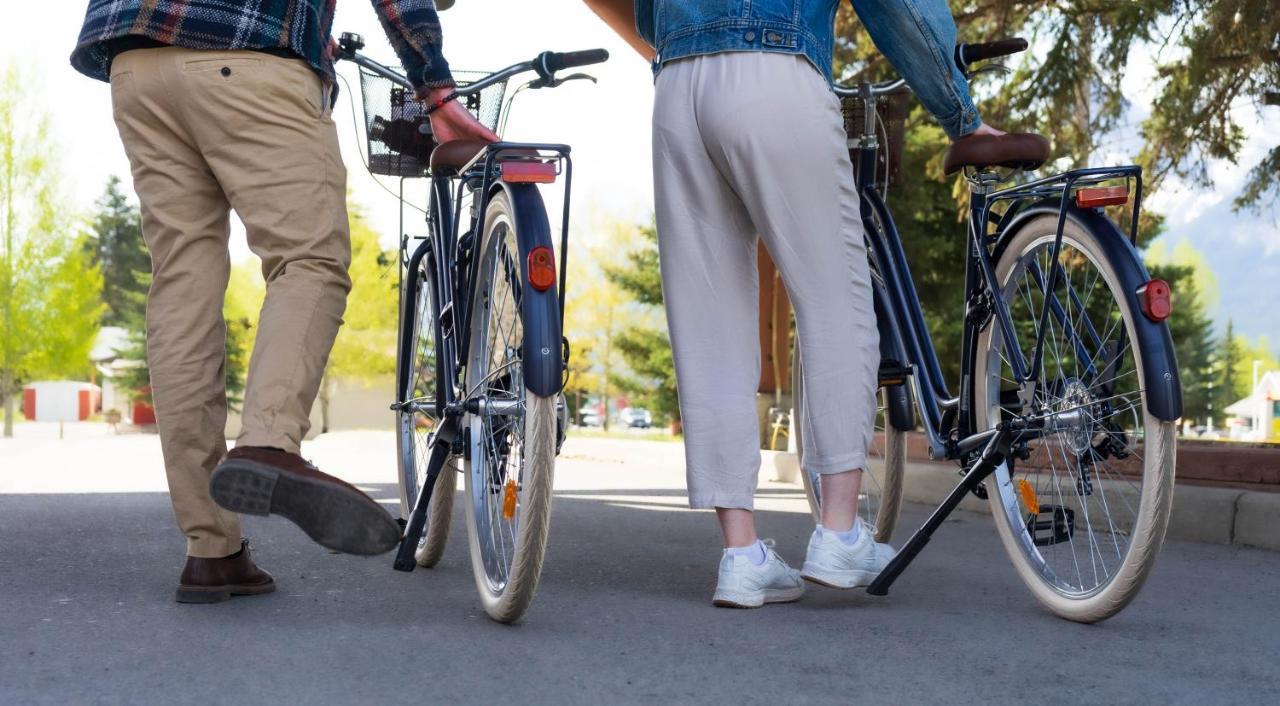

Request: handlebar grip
left=542, top=49, right=610, bottom=73
left=956, top=37, right=1028, bottom=68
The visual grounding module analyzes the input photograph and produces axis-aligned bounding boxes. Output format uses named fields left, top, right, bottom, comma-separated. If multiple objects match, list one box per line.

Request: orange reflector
left=500, top=161, right=557, bottom=184
left=1016, top=479, right=1040, bottom=515
left=1076, top=185, right=1129, bottom=208
left=502, top=478, right=517, bottom=520
left=1137, top=279, right=1172, bottom=321
left=528, top=246, right=556, bottom=291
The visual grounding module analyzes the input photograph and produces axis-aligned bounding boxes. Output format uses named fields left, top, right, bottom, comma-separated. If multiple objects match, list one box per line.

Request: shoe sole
left=210, top=461, right=400, bottom=556
left=175, top=581, right=276, bottom=604
left=800, top=565, right=879, bottom=590
left=712, top=586, right=805, bottom=609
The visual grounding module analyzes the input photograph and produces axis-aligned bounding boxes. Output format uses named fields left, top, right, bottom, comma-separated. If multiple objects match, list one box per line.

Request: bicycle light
left=1137, top=279, right=1171, bottom=321
left=501, top=161, right=557, bottom=184
left=528, top=246, right=556, bottom=291
left=1076, top=185, right=1129, bottom=208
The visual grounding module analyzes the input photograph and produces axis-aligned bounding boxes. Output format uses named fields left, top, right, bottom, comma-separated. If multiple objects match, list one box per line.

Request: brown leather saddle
left=429, top=139, right=490, bottom=176
left=942, top=132, right=1051, bottom=175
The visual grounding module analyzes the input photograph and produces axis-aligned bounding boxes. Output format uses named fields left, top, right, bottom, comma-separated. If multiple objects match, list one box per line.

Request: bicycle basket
left=840, top=88, right=911, bottom=190
left=357, top=67, right=508, bottom=178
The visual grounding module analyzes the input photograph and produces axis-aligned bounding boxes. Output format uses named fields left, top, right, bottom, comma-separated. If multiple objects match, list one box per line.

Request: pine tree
left=602, top=223, right=681, bottom=427
left=86, top=176, right=149, bottom=327
left=1215, top=319, right=1241, bottom=420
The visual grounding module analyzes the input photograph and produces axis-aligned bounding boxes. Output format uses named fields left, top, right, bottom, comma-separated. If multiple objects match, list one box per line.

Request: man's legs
left=184, top=53, right=352, bottom=452
left=110, top=48, right=242, bottom=559
left=171, top=49, right=397, bottom=554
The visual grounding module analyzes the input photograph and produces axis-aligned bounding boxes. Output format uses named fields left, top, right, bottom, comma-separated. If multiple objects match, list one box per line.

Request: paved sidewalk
left=2, top=430, right=1278, bottom=704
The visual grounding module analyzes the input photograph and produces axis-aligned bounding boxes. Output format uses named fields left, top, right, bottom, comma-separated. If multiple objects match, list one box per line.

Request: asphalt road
left=1, top=431, right=1277, bottom=704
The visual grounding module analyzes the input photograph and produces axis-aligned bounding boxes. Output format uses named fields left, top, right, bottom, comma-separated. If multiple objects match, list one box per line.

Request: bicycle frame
left=841, top=79, right=1181, bottom=596
left=399, top=142, right=574, bottom=419
left=848, top=96, right=1176, bottom=464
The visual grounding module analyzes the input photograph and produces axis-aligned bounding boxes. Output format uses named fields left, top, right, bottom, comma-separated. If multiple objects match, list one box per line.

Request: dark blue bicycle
left=794, top=38, right=1180, bottom=623
left=337, top=33, right=608, bottom=623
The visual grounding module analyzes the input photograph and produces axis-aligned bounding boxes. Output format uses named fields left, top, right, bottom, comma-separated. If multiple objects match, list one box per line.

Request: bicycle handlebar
left=832, top=37, right=1026, bottom=100
left=336, top=31, right=609, bottom=98
left=538, top=49, right=610, bottom=74
left=956, top=38, right=1028, bottom=69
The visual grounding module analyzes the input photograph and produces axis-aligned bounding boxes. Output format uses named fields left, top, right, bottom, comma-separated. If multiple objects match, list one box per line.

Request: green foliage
left=0, top=65, right=104, bottom=435
left=86, top=176, right=148, bottom=327
left=1214, top=319, right=1242, bottom=415
left=320, top=206, right=397, bottom=431
left=1138, top=0, right=1280, bottom=213
left=602, top=222, right=680, bottom=425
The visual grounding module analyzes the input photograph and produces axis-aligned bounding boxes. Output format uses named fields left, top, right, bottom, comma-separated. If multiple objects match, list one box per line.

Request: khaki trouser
left=110, top=47, right=351, bottom=558
left=652, top=52, right=879, bottom=510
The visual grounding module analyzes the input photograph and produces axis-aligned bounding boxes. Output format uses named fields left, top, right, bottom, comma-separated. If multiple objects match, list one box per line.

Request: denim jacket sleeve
left=849, top=0, right=981, bottom=139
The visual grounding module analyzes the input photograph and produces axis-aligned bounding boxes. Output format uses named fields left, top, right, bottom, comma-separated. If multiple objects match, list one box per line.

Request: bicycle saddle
left=430, top=139, right=489, bottom=176
left=942, top=132, right=1050, bottom=175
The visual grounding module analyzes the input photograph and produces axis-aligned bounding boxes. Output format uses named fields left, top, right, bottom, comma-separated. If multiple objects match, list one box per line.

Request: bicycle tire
left=395, top=254, right=455, bottom=568
left=793, top=341, right=906, bottom=543
left=462, top=190, right=557, bottom=623
left=974, top=214, right=1175, bottom=623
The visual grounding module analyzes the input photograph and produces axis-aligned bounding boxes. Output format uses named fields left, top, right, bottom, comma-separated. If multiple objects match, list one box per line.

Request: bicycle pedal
left=1025, top=505, right=1075, bottom=547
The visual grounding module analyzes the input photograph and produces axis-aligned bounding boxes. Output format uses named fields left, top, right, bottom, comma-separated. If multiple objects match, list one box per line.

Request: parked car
left=621, top=407, right=652, bottom=429
left=579, top=409, right=603, bottom=427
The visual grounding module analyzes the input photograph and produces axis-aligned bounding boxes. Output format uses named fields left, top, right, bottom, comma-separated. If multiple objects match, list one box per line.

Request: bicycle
left=335, top=33, right=609, bottom=623
left=793, top=38, right=1180, bottom=623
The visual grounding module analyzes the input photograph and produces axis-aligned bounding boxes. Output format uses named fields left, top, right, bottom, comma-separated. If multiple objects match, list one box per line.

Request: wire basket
left=357, top=68, right=508, bottom=177
left=840, top=88, right=911, bottom=190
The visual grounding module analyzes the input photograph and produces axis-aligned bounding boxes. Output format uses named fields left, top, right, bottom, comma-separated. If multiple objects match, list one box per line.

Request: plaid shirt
left=71, top=0, right=454, bottom=91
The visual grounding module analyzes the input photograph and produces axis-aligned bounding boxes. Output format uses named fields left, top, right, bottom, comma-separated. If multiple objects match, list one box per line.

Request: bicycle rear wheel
left=395, top=253, right=455, bottom=568
left=974, top=215, right=1175, bottom=623
left=462, top=191, right=557, bottom=623
left=793, top=343, right=906, bottom=543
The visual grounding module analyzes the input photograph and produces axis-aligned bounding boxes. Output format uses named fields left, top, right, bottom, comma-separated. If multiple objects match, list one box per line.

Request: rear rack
left=984, top=165, right=1144, bottom=245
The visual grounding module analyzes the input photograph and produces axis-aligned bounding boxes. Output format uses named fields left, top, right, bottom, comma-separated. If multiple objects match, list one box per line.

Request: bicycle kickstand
left=865, top=427, right=1014, bottom=596
left=393, top=417, right=459, bottom=572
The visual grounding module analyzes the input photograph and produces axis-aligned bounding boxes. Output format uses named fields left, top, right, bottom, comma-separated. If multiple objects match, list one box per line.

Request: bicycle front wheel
left=974, top=214, right=1175, bottom=623
left=462, top=190, right=557, bottom=623
left=395, top=253, right=455, bottom=568
left=793, top=342, right=906, bottom=543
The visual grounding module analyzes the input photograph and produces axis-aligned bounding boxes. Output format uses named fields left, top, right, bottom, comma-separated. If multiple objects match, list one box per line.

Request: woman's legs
left=819, top=471, right=862, bottom=533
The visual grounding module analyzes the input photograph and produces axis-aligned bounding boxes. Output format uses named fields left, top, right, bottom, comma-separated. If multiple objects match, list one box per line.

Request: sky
left=3, top=1, right=1277, bottom=352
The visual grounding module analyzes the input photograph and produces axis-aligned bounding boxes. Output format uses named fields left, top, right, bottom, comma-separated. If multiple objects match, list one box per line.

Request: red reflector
left=501, top=161, right=557, bottom=184
left=528, top=246, right=556, bottom=291
left=1076, top=185, right=1129, bottom=208
left=1138, top=279, right=1171, bottom=322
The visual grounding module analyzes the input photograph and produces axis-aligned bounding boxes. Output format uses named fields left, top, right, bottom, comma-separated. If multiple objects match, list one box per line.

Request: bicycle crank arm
left=393, top=417, right=459, bottom=572
left=866, top=427, right=1013, bottom=596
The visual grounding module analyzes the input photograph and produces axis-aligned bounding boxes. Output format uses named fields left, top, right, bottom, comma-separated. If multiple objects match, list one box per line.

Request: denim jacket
left=636, top=0, right=980, bottom=138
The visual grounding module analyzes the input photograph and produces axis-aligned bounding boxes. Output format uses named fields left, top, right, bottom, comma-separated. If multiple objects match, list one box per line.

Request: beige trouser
left=652, top=52, right=879, bottom=510
left=110, top=47, right=351, bottom=557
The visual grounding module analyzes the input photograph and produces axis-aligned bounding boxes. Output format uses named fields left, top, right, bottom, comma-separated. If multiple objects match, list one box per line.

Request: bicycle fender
left=491, top=181, right=563, bottom=397
left=999, top=200, right=1183, bottom=422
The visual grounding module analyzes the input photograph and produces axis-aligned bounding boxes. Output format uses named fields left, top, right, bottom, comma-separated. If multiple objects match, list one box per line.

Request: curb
left=764, top=452, right=1280, bottom=551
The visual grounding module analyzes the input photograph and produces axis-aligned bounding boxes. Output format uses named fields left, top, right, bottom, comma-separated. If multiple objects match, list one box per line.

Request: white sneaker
left=801, top=519, right=896, bottom=589
left=712, top=539, right=805, bottom=609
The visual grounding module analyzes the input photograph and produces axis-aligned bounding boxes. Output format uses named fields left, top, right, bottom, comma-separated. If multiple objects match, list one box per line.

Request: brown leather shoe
left=210, top=446, right=400, bottom=555
left=176, top=540, right=275, bottom=604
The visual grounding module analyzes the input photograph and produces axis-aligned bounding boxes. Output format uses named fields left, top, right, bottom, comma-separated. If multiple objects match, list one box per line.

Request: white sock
left=819, top=522, right=861, bottom=546
left=726, top=540, right=768, bottom=566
